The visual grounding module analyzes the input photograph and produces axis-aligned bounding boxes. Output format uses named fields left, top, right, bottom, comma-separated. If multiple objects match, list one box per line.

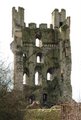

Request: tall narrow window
left=23, top=73, right=27, bottom=84
left=23, top=54, right=26, bottom=63
left=35, top=38, right=40, bottom=47
left=23, top=68, right=29, bottom=85
left=35, top=66, right=42, bottom=86
left=37, top=56, right=40, bottom=63
left=35, top=71, right=39, bottom=85
left=61, top=71, right=64, bottom=82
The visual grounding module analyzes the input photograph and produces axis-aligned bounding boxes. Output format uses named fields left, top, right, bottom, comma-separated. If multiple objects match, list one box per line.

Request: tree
left=0, top=59, right=24, bottom=120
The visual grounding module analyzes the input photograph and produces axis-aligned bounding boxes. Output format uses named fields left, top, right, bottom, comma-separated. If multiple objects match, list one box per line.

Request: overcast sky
left=0, top=0, right=81, bottom=102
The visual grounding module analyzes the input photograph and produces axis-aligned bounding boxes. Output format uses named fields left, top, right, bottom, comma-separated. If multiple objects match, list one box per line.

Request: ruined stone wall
left=11, top=7, right=72, bottom=106
left=61, top=102, right=81, bottom=120
left=59, top=17, right=72, bottom=100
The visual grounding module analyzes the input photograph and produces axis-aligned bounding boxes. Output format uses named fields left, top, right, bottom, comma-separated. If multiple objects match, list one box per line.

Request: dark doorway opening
left=29, top=95, right=35, bottom=104
left=43, top=93, right=47, bottom=102
left=59, top=22, right=63, bottom=27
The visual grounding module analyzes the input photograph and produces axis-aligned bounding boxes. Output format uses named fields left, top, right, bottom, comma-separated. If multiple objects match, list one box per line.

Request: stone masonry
left=10, top=7, right=72, bottom=107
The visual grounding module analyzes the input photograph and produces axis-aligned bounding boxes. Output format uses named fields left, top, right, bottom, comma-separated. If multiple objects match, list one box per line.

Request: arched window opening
left=35, top=66, right=42, bottom=85
left=47, top=67, right=54, bottom=81
left=37, top=56, right=40, bottom=63
left=36, top=53, right=44, bottom=63
left=23, top=68, right=29, bottom=85
left=61, top=70, right=64, bottom=82
left=23, top=53, right=26, bottom=57
left=35, top=38, right=42, bottom=47
left=59, top=22, right=63, bottom=27
left=23, top=53, right=26, bottom=62
left=23, top=73, right=27, bottom=84
left=29, top=95, right=35, bottom=104
left=47, top=72, right=52, bottom=81
left=35, top=71, right=39, bottom=85
left=23, top=53, right=27, bottom=59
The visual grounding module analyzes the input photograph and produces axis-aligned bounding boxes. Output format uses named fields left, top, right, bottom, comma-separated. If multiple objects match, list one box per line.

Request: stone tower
left=10, top=7, right=72, bottom=106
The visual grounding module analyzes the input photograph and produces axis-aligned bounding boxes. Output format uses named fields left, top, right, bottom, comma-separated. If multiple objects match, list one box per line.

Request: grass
left=24, top=108, right=61, bottom=120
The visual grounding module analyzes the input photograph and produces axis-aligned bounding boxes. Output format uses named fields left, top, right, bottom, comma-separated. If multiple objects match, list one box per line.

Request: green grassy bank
left=24, top=108, right=61, bottom=120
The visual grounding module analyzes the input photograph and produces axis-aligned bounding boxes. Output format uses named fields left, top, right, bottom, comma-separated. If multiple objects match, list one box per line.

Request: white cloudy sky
left=0, top=0, right=81, bottom=102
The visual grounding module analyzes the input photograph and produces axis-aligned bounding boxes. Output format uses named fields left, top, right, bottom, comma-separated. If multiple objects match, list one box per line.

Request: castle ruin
left=10, top=7, right=72, bottom=107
